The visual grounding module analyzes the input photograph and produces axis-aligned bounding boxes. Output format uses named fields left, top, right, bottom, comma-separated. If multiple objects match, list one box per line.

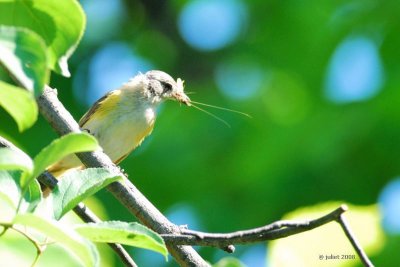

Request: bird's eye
left=162, top=82, right=173, bottom=92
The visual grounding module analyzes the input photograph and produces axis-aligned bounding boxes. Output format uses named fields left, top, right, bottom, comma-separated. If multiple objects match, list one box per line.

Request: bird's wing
left=79, top=90, right=118, bottom=127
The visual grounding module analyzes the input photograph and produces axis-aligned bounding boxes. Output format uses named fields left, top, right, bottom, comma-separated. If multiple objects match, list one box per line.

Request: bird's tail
left=42, top=163, right=82, bottom=196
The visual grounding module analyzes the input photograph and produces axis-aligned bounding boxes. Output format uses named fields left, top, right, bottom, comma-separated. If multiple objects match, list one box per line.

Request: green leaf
left=51, top=168, right=122, bottom=220
left=0, top=170, right=21, bottom=209
left=14, top=213, right=99, bottom=267
left=0, top=81, right=38, bottom=131
left=0, top=169, right=41, bottom=213
left=0, top=147, right=33, bottom=174
left=0, top=26, right=49, bottom=95
left=213, top=257, right=246, bottom=267
left=0, top=0, right=86, bottom=77
left=75, top=221, right=168, bottom=258
left=25, top=133, right=98, bottom=186
left=24, top=179, right=42, bottom=212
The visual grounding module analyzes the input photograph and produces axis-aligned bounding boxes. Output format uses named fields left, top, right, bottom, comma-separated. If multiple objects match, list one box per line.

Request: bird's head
left=143, top=70, right=191, bottom=106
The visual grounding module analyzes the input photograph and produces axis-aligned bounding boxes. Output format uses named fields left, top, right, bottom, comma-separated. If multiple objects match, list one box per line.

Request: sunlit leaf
left=13, top=213, right=99, bottom=267
left=0, top=26, right=49, bottom=95
left=51, top=168, right=122, bottom=219
left=0, top=170, right=20, bottom=209
left=0, top=170, right=40, bottom=216
left=24, top=179, right=42, bottom=212
left=268, top=202, right=385, bottom=267
left=75, top=221, right=168, bottom=258
left=0, top=229, right=87, bottom=267
left=0, top=0, right=86, bottom=77
left=0, top=147, right=33, bottom=174
left=0, top=81, right=38, bottom=131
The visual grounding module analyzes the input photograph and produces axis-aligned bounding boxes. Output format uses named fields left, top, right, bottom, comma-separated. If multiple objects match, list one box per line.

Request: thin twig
left=162, top=206, right=347, bottom=247
left=0, top=137, right=138, bottom=267
left=337, top=213, right=374, bottom=267
left=9, top=226, right=43, bottom=267
left=162, top=205, right=373, bottom=267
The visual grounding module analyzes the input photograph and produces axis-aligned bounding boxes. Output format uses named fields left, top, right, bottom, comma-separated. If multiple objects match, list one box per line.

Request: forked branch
left=161, top=205, right=373, bottom=267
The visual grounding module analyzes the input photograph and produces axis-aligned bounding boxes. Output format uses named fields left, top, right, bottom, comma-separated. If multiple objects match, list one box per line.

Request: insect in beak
left=174, top=92, right=191, bottom=106
left=174, top=78, right=191, bottom=106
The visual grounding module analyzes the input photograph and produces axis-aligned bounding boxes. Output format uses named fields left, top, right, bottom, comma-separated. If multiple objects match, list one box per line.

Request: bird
left=48, top=70, right=191, bottom=177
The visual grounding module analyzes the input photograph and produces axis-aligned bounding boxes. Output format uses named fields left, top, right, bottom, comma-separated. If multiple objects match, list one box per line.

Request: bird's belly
left=89, top=107, right=155, bottom=163
left=96, top=119, right=153, bottom=162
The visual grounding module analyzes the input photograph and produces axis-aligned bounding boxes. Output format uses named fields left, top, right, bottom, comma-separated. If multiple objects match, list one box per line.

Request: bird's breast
left=85, top=105, right=156, bottom=163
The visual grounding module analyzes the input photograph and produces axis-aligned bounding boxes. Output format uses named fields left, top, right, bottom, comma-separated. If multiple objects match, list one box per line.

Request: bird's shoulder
left=79, top=90, right=122, bottom=127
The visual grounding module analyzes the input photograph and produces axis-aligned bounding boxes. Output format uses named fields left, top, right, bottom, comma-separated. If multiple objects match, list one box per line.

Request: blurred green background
left=1, top=0, right=400, bottom=266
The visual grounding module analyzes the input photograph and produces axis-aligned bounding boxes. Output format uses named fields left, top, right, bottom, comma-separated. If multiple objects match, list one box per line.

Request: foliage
left=0, top=0, right=85, bottom=77
left=52, top=168, right=122, bottom=220
left=75, top=221, right=168, bottom=258
left=0, top=26, right=49, bottom=94
left=0, top=0, right=168, bottom=266
left=0, top=81, right=38, bottom=131
left=213, top=257, right=245, bottom=267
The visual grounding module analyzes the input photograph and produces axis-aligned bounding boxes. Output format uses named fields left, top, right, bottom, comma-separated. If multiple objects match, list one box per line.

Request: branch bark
left=162, top=205, right=373, bottom=267
left=337, top=213, right=374, bottom=267
left=162, top=206, right=348, bottom=247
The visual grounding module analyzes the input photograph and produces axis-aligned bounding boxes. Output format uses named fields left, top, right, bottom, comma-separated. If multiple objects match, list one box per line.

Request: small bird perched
left=48, top=70, right=191, bottom=177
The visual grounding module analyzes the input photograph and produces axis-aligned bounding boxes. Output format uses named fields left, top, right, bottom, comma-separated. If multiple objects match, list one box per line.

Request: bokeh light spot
left=379, top=178, right=400, bottom=234
left=215, top=59, right=263, bottom=100
left=131, top=248, right=166, bottom=267
left=166, top=203, right=201, bottom=230
left=240, top=244, right=267, bottom=267
left=178, top=0, right=247, bottom=51
left=325, top=36, right=384, bottom=103
left=82, top=43, right=153, bottom=105
left=81, top=0, right=126, bottom=44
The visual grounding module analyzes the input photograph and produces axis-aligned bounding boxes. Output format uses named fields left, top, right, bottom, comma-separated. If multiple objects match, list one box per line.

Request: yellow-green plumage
left=47, top=70, right=190, bottom=177
left=48, top=79, right=157, bottom=177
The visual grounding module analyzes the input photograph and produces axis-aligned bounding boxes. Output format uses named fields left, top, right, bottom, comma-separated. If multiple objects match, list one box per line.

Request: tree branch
left=162, top=205, right=347, bottom=247
left=161, top=205, right=373, bottom=267
left=36, top=86, right=209, bottom=266
left=337, top=213, right=374, bottom=267
left=0, top=136, right=138, bottom=267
